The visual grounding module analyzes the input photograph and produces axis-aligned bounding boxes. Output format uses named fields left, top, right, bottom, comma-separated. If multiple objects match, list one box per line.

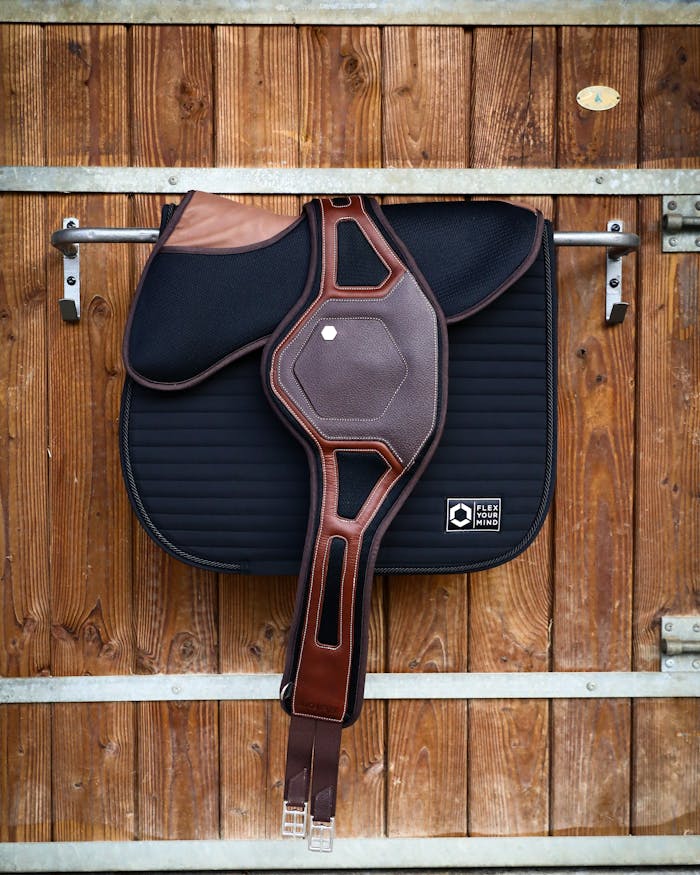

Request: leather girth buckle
left=282, top=715, right=341, bottom=852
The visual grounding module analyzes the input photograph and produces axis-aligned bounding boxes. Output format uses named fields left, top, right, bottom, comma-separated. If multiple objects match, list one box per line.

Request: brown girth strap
left=265, top=196, right=447, bottom=852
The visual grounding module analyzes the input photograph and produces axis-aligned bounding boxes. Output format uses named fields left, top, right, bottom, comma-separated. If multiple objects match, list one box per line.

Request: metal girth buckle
left=308, top=816, right=335, bottom=853
left=281, top=800, right=307, bottom=838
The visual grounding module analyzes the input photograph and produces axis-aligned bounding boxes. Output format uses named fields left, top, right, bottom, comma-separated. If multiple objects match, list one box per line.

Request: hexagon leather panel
left=292, top=317, right=407, bottom=420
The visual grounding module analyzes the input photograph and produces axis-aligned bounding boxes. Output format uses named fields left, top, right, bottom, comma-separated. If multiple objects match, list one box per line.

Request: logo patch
left=446, top=498, right=501, bottom=532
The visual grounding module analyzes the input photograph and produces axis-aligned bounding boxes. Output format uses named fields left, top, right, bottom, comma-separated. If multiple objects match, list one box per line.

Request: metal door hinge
left=661, top=616, right=700, bottom=671
left=662, top=196, right=700, bottom=252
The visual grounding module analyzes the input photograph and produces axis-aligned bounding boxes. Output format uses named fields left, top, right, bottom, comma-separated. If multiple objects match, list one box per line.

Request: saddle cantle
left=121, top=191, right=557, bottom=850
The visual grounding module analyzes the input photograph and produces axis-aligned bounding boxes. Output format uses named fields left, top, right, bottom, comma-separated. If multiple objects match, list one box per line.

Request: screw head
left=610, top=223, right=620, bottom=232
left=693, top=623, right=700, bottom=633
left=693, top=659, right=700, bottom=670
left=667, top=200, right=678, bottom=211
left=669, top=237, right=678, bottom=247
left=172, top=685, right=181, bottom=694
left=609, top=278, right=620, bottom=288
left=665, top=658, right=675, bottom=668
left=168, top=175, right=178, bottom=185
left=695, top=238, right=700, bottom=247
left=595, top=176, right=604, bottom=184
left=664, top=622, right=673, bottom=631
left=66, top=220, right=77, bottom=229
left=586, top=681, right=597, bottom=691
left=66, top=276, right=76, bottom=286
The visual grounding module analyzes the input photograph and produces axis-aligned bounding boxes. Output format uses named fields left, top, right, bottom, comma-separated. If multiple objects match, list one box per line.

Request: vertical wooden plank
left=634, top=26, right=700, bottom=836
left=129, top=25, right=219, bottom=840
left=0, top=25, right=45, bottom=164
left=300, top=26, right=381, bottom=169
left=0, top=24, right=50, bottom=843
left=559, top=27, right=639, bottom=168
left=382, top=27, right=469, bottom=838
left=131, top=26, right=213, bottom=167
left=214, top=26, right=302, bottom=840
left=468, top=26, right=556, bottom=839
left=45, top=25, right=134, bottom=841
left=552, top=27, right=639, bottom=837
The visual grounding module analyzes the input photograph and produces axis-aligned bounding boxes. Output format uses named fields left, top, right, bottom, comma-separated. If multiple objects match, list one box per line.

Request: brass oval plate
left=576, top=85, right=621, bottom=111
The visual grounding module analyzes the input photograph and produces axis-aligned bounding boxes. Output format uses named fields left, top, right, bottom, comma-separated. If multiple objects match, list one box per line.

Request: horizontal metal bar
left=49, top=225, right=641, bottom=257
left=1, top=671, right=697, bottom=704
left=1, top=836, right=699, bottom=871
left=3, top=0, right=699, bottom=25
left=3, top=165, right=700, bottom=195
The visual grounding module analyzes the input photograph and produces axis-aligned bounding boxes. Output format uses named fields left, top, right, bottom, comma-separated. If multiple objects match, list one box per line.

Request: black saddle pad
left=120, top=194, right=557, bottom=575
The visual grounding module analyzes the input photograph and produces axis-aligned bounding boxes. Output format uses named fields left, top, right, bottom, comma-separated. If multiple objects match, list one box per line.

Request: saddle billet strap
left=263, top=196, right=449, bottom=850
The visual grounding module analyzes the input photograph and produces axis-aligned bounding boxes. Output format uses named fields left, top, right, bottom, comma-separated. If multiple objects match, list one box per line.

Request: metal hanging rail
left=49, top=225, right=640, bottom=258
left=50, top=221, right=639, bottom=324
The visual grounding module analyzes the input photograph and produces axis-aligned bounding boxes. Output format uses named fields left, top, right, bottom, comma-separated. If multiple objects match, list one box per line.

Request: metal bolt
left=66, top=276, right=76, bottom=286
left=586, top=681, right=596, bottom=691
left=667, top=200, right=677, bottom=211
left=172, top=685, right=181, bottom=694
left=669, top=237, right=678, bottom=247
left=695, top=238, right=700, bottom=247
left=609, top=278, right=620, bottom=288
left=693, top=624, right=700, bottom=633
left=695, top=202, right=700, bottom=211
left=168, top=175, right=178, bottom=185
left=595, top=176, right=604, bottom=184
left=610, top=223, right=620, bottom=232
left=692, top=659, right=700, bottom=670
left=664, top=621, right=673, bottom=631
left=665, top=658, right=675, bottom=668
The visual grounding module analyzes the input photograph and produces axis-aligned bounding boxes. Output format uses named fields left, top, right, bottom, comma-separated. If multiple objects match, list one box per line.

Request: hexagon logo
left=449, top=502, right=472, bottom=529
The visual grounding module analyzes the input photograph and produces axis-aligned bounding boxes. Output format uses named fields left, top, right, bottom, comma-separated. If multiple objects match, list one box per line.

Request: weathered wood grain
left=387, top=575, right=468, bottom=836
left=0, top=25, right=44, bottom=164
left=216, top=26, right=299, bottom=167
left=45, top=23, right=134, bottom=841
left=383, top=27, right=468, bottom=167
left=0, top=26, right=50, bottom=844
left=45, top=26, right=128, bottom=165
left=640, top=27, right=700, bottom=169
left=558, top=27, right=639, bottom=167
left=213, top=25, right=303, bottom=841
left=47, top=192, right=135, bottom=840
left=218, top=575, right=295, bottom=838
left=552, top=27, right=639, bottom=838
left=131, top=26, right=213, bottom=167
left=0, top=190, right=51, bottom=841
left=300, top=26, right=381, bottom=169
left=129, top=25, right=219, bottom=839
left=471, top=27, right=556, bottom=168
left=381, top=26, right=470, bottom=839
left=634, top=27, right=700, bottom=835
left=469, top=26, right=556, bottom=840
left=551, top=195, right=637, bottom=835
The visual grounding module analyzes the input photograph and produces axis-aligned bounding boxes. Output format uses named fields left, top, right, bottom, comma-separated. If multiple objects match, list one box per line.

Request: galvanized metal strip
left=2, top=0, right=700, bottom=25
left=2, top=166, right=700, bottom=195
left=1, top=671, right=698, bottom=704
left=1, top=835, right=699, bottom=871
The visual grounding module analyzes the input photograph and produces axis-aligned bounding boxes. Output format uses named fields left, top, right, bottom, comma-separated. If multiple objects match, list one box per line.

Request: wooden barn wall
left=0, top=23, right=698, bottom=845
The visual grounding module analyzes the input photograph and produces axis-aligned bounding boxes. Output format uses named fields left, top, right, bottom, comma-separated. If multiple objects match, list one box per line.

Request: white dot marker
left=321, top=325, right=337, bottom=341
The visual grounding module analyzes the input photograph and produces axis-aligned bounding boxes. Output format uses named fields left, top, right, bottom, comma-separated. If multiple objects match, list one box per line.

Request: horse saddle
left=121, top=191, right=557, bottom=851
